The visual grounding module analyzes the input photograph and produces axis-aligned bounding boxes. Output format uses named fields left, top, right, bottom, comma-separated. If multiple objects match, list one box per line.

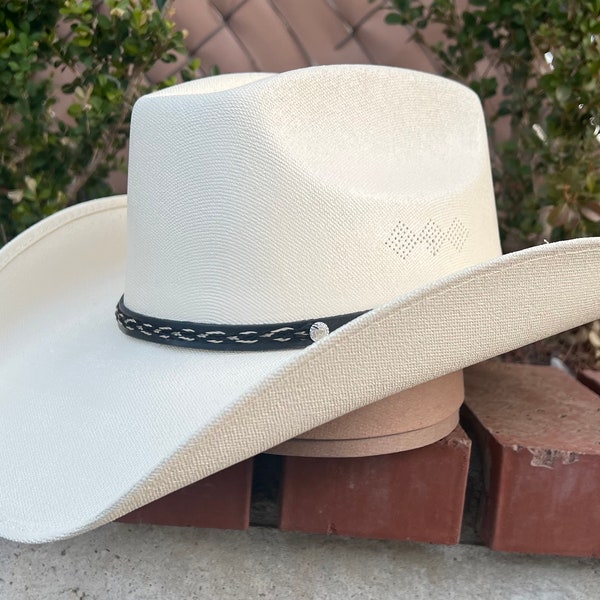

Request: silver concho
left=309, top=321, right=329, bottom=342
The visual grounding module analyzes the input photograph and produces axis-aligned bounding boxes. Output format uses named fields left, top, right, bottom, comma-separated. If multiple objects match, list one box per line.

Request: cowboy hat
left=1, top=65, right=599, bottom=543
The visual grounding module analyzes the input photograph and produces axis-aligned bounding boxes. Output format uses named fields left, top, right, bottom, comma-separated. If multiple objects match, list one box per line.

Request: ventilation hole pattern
left=385, top=218, right=469, bottom=259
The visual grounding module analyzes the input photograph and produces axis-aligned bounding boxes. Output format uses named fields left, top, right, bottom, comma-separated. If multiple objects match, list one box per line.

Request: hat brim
left=1, top=196, right=599, bottom=543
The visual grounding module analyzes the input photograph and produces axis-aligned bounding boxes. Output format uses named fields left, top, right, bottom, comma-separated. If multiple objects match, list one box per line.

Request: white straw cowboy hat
left=1, top=65, right=599, bottom=543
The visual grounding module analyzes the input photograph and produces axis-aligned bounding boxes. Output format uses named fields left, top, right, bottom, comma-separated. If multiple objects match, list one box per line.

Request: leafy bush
left=0, top=0, right=199, bottom=245
left=380, top=0, right=600, bottom=249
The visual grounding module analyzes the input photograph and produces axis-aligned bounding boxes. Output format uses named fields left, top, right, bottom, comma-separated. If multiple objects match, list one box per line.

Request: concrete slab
left=1, top=524, right=599, bottom=599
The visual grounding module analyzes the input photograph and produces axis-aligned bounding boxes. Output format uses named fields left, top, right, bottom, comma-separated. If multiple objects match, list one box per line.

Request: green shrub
left=0, top=0, right=199, bottom=245
left=380, top=0, right=600, bottom=248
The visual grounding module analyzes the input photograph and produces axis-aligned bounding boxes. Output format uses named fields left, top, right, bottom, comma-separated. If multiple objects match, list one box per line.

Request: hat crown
left=124, top=65, right=501, bottom=323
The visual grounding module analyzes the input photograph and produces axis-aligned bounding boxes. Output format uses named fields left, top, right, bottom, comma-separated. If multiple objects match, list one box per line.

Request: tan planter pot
left=270, top=370, right=464, bottom=457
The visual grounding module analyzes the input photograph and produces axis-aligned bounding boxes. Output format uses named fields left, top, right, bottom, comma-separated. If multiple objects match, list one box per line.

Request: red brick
left=279, top=426, right=471, bottom=544
left=118, top=459, right=253, bottom=530
left=579, top=369, right=600, bottom=395
left=463, top=361, right=600, bottom=557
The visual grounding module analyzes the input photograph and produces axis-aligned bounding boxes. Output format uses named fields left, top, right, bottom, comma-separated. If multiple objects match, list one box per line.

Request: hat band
left=115, top=296, right=368, bottom=351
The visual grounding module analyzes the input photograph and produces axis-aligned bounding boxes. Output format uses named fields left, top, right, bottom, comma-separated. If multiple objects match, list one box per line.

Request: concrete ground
left=1, top=523, right=599, bottom=599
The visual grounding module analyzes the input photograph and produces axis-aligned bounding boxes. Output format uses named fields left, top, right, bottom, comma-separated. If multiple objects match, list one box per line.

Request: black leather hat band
left=115, top=296, right=369, bottom=351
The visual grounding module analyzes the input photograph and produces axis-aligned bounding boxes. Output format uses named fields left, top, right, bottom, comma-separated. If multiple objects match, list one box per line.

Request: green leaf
left=585, top=173, right=596, bottom=193
left=67, top=103, right=83, bottom=118
left=555, top=85, right=571, bottom=103
left=385, top=13, right=408, bottom=25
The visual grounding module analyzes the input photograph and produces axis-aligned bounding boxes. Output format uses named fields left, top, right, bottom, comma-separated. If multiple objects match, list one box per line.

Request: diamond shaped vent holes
left=385, top=219, right=469, bottom=259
